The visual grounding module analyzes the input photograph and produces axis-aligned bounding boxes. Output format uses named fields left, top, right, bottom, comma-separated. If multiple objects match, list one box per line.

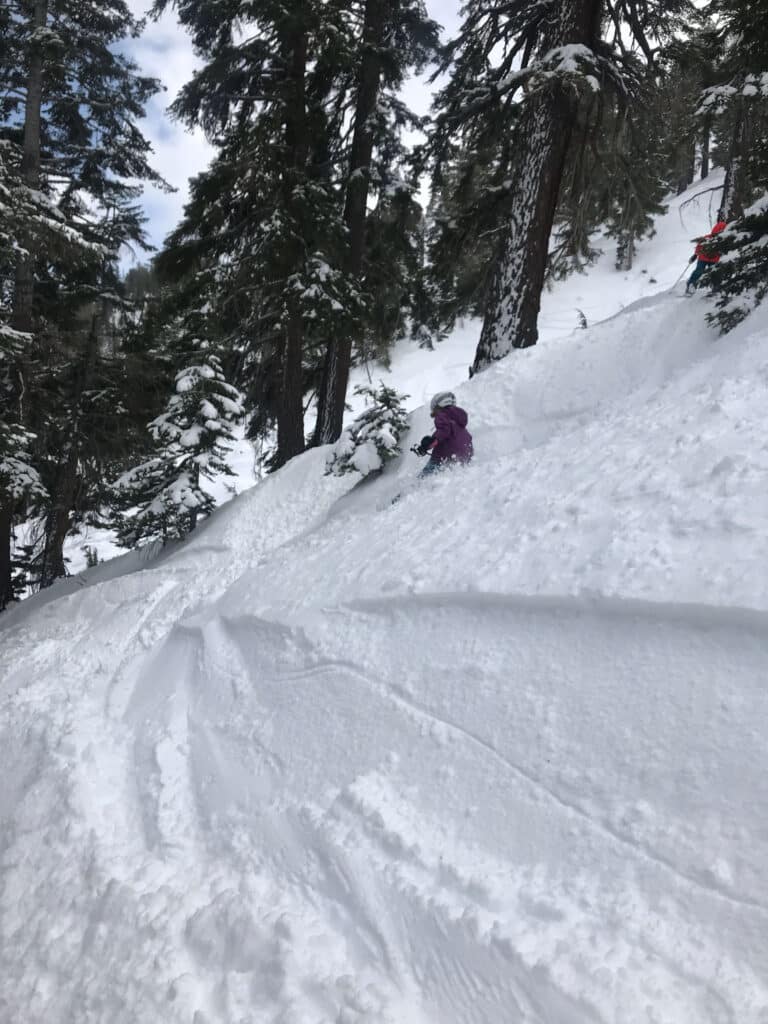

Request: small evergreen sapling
left=326, top=383, right=409, bottom=479
left=0, top=422, right=46, bottom=605
left=0, top=424, right=44, bottom=506
left=114, top=354, right=244, bottom=547
left=705, top=197, right=768, bottom=333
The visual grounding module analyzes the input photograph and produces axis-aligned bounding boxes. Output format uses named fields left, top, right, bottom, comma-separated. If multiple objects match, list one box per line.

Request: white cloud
left=426, top=0, right=463, bottom=40
left=123, top=3, right=213, bottom=262
left=123, top=0, right=462, bottom=264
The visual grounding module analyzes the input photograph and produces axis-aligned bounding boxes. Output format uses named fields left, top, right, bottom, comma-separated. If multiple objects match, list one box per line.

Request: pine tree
left=114, top=351, right=244, bottom=547
left=325, top=382, right=409, bottom=478
left=0, top=139, right=39, bottom=606
left=701, top=0, right=768, bottom=331
left=312, top=0, right=439, bottom=444
left=153, top=0, right=362, bottom=469
left=700, top=0, right=768, bottom=221
left=358, top=183, right=429, bottom=363
left=0, top=0, right=165, bottom=598
left=601, top=97, right=668, bottom=272
left=435, top=1, right=608, bottom=369
left=157, top=0, right=438, bottom=458
left=0, top=419, right=45, bottom=607
left=427, top=136, right=518, bottom=332
left=547, top=99, right=605, bottom=279
left=0, top=127, right=68, bottom=599
left=433, top=0, right=697, bottom=373
left=705, top=201, right=768, bottom=332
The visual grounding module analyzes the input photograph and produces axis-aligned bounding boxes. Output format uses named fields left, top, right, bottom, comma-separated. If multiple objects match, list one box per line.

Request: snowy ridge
left=3, top=180, right=768, bottom=1023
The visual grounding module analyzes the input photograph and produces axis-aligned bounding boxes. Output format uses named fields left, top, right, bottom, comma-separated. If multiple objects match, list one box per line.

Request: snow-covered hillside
left=56, top=176, right=724, bottom=578
left=3, top=180, right=768, bottom=1024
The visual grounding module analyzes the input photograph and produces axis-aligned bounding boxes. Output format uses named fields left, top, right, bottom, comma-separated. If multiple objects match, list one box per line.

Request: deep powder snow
left=2, top=179, right=768, bottom=1023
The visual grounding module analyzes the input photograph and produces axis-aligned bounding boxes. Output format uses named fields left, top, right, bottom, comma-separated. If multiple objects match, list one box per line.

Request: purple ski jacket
left=430, top=405, right=473, bottom=464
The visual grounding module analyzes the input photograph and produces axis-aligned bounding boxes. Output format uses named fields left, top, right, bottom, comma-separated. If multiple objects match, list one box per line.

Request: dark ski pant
left=419, top=456, right=471, bottom=479
left=687, top=259, right=712, bottom=290
left=419, top=458, right=444, bottom=478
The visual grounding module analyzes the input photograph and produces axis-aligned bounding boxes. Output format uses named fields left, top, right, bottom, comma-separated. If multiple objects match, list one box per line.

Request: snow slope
left=3, top=178, right=768, bottom=1023
left=55, top=176, right=722, bottom=578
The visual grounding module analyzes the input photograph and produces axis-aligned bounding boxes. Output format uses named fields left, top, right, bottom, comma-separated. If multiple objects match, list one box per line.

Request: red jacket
left=695, top=220, right=727, bottom=263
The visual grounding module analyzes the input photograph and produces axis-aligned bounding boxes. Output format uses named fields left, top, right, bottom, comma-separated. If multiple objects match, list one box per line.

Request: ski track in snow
left=3, top=176, right=768, bottom=1023
left=3, top=584, right=768, bottom=1023
left=307, top=642, right=766, bottom=918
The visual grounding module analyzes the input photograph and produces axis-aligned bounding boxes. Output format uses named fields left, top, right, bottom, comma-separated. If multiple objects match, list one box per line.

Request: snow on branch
left=448, top=44, right=606, bottom=122
left=698, top=73, right=768, bottom=115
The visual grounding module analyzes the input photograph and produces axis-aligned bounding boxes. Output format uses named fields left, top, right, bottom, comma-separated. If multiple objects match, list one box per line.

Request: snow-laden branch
left=446, top=44, right=606, bottom=123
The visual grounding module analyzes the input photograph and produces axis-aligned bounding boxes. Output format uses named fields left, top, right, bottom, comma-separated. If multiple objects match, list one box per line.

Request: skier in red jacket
left=686, top=217, right=727, bottom=293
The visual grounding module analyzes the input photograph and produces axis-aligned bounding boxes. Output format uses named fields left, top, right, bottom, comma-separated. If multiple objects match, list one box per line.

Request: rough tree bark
left=700, top=119, right=711, bottom=180
left=0, top=508, right=13, bottom=612
left=686, top=138, right=697, bottom=190
left=721, top=99, right=750, bottom=221
left=275, top=24, right=310, bottom=468
left=11, top=0, right=46, bottom=340
left=1, top=0, right=47, bottom=610
left=314, top=0, right=386, bottom=445
left=472, top=0, right=603, bottom=373
left=38, top=314, right=100, bottom=588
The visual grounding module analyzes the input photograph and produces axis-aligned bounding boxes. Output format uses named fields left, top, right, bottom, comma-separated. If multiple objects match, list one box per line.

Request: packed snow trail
left=3, top=587, right=768, bottom=1024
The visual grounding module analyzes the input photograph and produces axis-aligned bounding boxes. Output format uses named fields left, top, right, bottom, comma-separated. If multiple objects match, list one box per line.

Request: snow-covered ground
left=3, top=177, right=768, bottom=1023
left=60, top=177, right=724, bottom=577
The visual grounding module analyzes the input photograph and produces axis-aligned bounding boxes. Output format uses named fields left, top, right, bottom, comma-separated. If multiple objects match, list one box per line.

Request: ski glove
left=689, top=254, right=697, bottom=264
left=412, top=434, right=435, bottom=457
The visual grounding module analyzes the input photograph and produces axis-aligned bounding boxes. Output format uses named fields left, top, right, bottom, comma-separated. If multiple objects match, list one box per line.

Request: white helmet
left=430, top=390, right=456, bottom=413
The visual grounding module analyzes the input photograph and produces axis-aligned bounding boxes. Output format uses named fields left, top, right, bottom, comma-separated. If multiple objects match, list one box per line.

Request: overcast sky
left=124, top=1, right=462, bottom=266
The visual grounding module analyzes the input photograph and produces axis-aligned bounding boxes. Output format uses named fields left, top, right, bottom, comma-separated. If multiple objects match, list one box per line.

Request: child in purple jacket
left=414, top=391, right=474, bottom=477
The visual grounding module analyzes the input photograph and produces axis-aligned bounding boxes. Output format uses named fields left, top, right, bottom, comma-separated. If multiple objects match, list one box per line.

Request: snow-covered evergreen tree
left=426, top=142, right=512, bottom=332
left=0, top=0, right=165, bottom=597
left=114, top=352, right=244, bottom=547
left=0, top=420, right=45, bottom=608
left=358, top=183, right=431, bottom=363
left=602, top=101, right=669, bottom=272
left=0, top=121, right=89, bottom=601
left=154, top=0, right=438, bottom=460
left=702, top=4, right=768, bottom=219
left=706, top=199, right=768, bottom=332
left=698, top=0, right=768, bottom=331
left=325, top=383, right=409, bottom=479
left=312, top=0, right=439, bottom=445
left=432, top=0, right=697, bottom=372
left=153, top=0, right=363, bottom=469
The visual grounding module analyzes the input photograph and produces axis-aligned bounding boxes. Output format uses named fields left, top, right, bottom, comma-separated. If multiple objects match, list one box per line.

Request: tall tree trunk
left=721, top=99, right=750, bottom=221
left=38, top=314, right=99, bottom=588
left=38, top=442, right=79, bottom=587
left=314, top=0, right=386, bottom=445
left=686, top=138, right=696, bottom=189
left=276, top=305, right=307, bottom=466
left=473, top=0, right=602, bottom=372
left=0, top=508, right=13, bottom=612
left=1, top=0, right=47, bottom=611
left=11, top=0, right=46, bottom=338
left=274, top=25, right=309, bottom=468
left=700, top=118, right=711, bottom=180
